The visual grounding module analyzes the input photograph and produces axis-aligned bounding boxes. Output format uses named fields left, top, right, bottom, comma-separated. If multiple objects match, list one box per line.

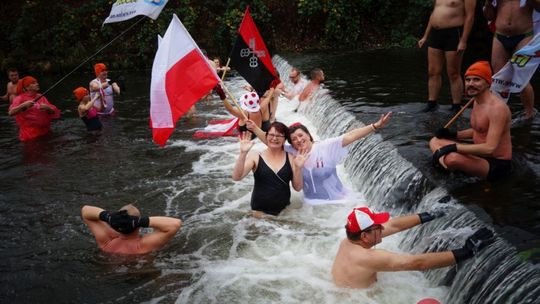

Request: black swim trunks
left=428, top=26, right=463, bottom=51
left=495, top=31, right=533, bottom=52
left=485, top=157, right=512, bottom=181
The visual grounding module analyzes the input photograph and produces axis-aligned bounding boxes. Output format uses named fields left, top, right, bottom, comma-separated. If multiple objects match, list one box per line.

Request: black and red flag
left=230, top=6, right=278, bottom=96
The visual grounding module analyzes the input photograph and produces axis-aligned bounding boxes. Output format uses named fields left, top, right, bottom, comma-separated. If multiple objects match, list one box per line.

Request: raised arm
left=139, top=216, right=182, bottom=253
left=342, top=112, right=392, bottom=147
left=290, top=150, right=307, bottom=191
left=232, top=132, right=257, bottom=181
left=81, top=205, right=118, bottom=246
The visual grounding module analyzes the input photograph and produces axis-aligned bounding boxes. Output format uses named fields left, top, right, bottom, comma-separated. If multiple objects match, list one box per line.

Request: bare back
left=495, top=0, right=533, bottom=35
left=332, top=240, right=377, bottom=288
left=431, top=0, right=466, bottom=28
left=470, top=94, right=512, bottom=159
left=298, top=82, right=319, bottom=102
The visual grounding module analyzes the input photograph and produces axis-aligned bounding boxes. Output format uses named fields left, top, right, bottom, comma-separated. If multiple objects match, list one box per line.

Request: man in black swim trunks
left=418, top=0, right=476, bottom=112
left=429, top=61, right=512, bottom=181
left=484, top=0, right=540, bottom=119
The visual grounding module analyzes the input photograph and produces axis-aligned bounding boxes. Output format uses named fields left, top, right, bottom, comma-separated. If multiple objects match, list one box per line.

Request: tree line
left=0, top=0, right=491, bottom=73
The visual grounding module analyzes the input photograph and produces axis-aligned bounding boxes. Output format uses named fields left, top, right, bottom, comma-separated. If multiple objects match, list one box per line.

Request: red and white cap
left=346, top=207, right=390, bottom=233
left=240, top=92, right=260, bottom=113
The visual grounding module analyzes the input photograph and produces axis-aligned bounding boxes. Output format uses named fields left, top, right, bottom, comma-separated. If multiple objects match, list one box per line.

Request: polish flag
left=150, top=14, right=220, bottom=146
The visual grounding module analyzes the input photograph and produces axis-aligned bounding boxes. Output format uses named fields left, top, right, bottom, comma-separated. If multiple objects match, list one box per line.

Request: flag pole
left=220, top=58, right=231, bottom=81
left=444, top=98, right=475, bottom=128
left=220, top=82, right=248, bottom=121
left=32, top=16, right=147, bottom=103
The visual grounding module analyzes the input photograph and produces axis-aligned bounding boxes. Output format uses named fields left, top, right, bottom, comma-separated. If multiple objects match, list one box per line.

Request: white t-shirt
left=285, top=135, right=349, bottom=205
left=290, top=78, right=308, bottom=97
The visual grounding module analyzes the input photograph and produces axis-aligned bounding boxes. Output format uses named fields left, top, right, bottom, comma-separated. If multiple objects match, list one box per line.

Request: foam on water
left=159, top=73, right=449, bottom=303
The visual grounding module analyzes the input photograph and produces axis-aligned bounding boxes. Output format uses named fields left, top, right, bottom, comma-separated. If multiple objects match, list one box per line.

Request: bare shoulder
left=490, top=96, right=512, bottom=118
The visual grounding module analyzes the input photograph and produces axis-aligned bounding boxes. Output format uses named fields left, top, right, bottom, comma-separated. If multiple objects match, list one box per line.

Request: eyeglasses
left=289, top=75, right=299, bottom=79
left=267, top=133, right=285, bottom=139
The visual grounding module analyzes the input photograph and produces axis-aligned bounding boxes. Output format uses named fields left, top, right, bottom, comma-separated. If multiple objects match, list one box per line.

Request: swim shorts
left=485, top=157, right=512, bottom=181
left=428, top=26, right=463, bottom=51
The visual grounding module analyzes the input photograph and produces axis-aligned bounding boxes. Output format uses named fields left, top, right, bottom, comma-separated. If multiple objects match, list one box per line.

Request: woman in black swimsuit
left=232, top=122, right=307, bottom=217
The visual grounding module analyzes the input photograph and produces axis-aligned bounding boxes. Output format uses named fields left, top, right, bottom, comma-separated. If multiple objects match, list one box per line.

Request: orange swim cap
left=16, top=76, right=37, bottom=95
left=94, top=63, right=107, bottom=77
left=465, top=61, right=492, bottom=85
left=73, top=87, right=89, bottom=102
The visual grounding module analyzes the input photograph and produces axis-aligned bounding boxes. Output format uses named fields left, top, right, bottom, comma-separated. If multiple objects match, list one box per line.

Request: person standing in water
left=1, top=68, right=20, bottom=103
left=81, top=204, right=182, bottom=255
left=8, top=76, right=61, bottom=141
left=89, top=63, right=120, bottom=116
left=247, top=112, right=392, bottom=205
left=418, top=0, right=476, bottom=112
left=232, top=122, right=306, bottom=217
left=73, top=87, right=103, bottom=131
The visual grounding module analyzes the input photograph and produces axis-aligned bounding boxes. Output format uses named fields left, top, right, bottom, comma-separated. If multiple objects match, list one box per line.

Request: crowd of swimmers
left=3, top=0, right=538, bottom=293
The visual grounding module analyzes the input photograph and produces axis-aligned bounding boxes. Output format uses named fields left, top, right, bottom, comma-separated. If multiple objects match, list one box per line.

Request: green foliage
left=0, top=0, right=434, bottom=72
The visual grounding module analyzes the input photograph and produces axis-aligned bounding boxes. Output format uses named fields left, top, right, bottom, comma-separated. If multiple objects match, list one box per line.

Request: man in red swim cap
left=429, top=61, right=513, bottom=181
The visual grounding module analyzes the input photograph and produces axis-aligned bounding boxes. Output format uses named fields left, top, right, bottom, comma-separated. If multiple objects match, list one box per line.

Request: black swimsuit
left=250, top=153, right=293, bottom=215
left=81, top=116, right=102, bottom=131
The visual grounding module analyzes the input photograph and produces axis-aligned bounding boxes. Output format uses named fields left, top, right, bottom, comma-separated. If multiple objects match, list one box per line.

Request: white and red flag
left=150, top=14, right=220, bottom=146
left=104, top=0, right=169, bottom=24
left=193, top=118, right=240, bottom=138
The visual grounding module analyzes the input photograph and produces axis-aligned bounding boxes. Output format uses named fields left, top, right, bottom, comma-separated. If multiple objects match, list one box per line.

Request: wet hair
left=120, top=204, right=141, bottom=217
left=287, top=124, right=314, bottom=145
left=310, top=68, right=323, bottom=80
left=267, top=121, right=289, bottom=139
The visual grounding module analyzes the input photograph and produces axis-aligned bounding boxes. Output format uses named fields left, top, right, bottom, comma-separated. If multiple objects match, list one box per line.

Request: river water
left=1, top=49, right=539, bottom=303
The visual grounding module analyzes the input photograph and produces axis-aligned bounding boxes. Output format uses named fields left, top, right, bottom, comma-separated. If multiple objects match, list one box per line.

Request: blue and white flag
left=491, top=32, right=540, bottom=101
left=104, top=0, right=168, bottom=24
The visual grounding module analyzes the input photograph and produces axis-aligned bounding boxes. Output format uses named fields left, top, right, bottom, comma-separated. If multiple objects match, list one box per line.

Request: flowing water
left=1, top=49, right=539, bottom=303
